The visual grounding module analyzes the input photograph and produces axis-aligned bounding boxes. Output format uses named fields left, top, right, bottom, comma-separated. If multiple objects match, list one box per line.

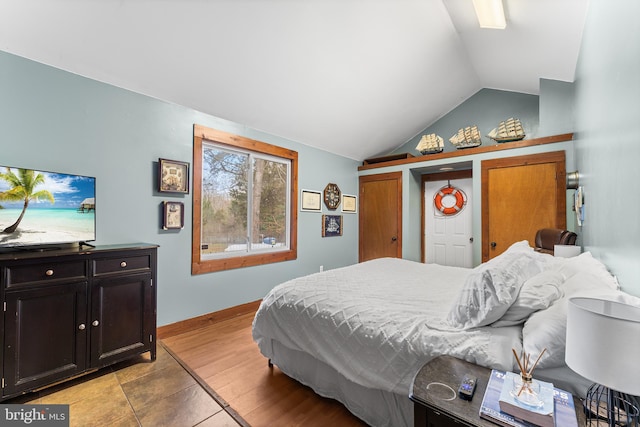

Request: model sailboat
left=449, top=125, right=482, bottom=149
left=487, top=118, right=526, bottom=142
left=416, top=133, right=444, bottom=154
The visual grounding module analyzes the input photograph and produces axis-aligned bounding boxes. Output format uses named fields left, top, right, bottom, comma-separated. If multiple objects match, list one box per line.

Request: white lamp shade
left=566, top=297, right=640, bottom=396
left=554, top=244, right=581, bottom=258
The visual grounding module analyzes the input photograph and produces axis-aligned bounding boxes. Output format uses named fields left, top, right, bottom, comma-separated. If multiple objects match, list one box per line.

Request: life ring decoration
left=433, top=185, right=466, bottom=216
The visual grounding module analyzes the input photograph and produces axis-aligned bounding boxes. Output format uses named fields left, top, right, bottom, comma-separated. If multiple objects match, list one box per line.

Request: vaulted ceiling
left=0, top=0, right=588, bottom=161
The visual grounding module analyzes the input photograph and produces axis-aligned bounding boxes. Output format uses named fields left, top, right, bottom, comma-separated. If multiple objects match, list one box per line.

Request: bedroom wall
left=370, top=86, right=575, bottom=265
left=0, top=51, right=361, bottom=326
left=571, top=0, right=640, bottom=297
left=391, top=88, right=540, bottom=157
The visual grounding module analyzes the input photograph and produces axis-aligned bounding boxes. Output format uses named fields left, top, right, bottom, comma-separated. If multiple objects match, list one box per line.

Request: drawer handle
left=120, top=261, right=127, bottom=268
left=78, top=324, right=86, bottom=330
left=45, top=269, right=54, bottom=277
left=92, top=320, right=100, bottom=327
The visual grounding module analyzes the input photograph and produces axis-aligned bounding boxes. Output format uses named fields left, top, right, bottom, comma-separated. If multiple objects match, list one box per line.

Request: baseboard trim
left=157, top=299, right=261, bottom=340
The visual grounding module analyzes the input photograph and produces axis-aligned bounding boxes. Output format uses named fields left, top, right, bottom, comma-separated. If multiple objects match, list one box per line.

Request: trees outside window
left=192, top=125, right=297, bottom=274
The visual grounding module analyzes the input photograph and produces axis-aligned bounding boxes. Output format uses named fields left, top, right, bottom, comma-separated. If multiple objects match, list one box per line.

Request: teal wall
left=572, top=0, right=640, bottom=297
left=0, top=51, right=360, bottom=326
left=373, top=87, right=575, bottom=267
left=391, top=89, right=540, bottom=156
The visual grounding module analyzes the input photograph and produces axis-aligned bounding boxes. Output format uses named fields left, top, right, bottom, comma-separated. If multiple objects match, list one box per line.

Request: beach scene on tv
left=0, top=167, right=96, bottom=247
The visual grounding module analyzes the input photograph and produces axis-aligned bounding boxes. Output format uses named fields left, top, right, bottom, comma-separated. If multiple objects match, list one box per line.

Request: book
left=498, top=372, right=554, bottom=427
left=479, top=370, right=579, bottom=427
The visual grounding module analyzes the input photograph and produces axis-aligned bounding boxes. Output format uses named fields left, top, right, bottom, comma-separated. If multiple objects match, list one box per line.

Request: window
left=192, top=125, right=298, bottom=274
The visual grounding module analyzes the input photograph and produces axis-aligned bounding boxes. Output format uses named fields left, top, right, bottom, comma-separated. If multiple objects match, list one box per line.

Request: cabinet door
left=90, top=272, right=153, bottom=368
left=3, top=282, right=87, bottom=396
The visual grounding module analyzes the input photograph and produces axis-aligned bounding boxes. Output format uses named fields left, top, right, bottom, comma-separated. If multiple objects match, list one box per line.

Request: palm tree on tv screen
left=0, top=168, right=55, bottom=233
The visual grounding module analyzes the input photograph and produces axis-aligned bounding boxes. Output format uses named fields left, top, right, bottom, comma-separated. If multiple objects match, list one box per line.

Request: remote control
left=458, top=374, right=477, bottom=401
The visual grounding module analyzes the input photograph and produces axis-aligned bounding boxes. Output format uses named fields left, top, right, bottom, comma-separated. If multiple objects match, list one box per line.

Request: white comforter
left=252, top=257, right=521, bottom=395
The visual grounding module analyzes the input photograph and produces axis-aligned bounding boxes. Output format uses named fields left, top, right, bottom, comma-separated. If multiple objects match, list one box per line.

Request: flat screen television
left=0, top=165, right=96, bottom=249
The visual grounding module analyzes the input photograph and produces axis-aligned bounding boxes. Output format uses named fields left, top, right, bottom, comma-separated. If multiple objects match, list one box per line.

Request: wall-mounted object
left=566, top=170, right=580, bottom=190
left=163, top=201, right=184, bottom=230
left=301, top=189, right=322, bottom=212
left=323, top=183, right=341, bottom=210
left=322, top=215, right=342, bottom=237
left=158, top=158, right=189, bottom=193
left=342, top=194, right=357, bottom=213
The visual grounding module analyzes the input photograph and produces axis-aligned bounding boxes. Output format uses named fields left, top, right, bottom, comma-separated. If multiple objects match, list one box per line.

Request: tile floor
left=4, top=344, right=241, bottom=427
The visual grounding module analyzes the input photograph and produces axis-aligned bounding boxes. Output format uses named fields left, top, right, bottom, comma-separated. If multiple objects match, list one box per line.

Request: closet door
left=481, top=151, right=566, bottom=261
left=359, top=172, right=402, bottom=262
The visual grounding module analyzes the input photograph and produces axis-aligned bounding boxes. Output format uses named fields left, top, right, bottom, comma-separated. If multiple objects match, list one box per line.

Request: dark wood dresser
left=0, top=243, right=157, bottom=400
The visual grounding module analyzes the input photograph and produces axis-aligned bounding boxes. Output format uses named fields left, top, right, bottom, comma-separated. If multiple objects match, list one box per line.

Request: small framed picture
left=163, top=201, right=184, bottom=230
left=342, top=194, right=357, bottom=213
left=159, top=158, right=189, bottom=193
left=322, top=215, right=342, bottom=237
left=301, top=189, right=322, bottom=212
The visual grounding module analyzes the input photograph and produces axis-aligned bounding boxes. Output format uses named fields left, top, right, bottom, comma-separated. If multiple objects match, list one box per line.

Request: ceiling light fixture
left=472, top=0, right=507, bottom=29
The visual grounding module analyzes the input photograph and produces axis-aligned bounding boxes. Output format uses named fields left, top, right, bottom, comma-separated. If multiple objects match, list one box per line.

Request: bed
left=252, top=241, right=640, bottom=427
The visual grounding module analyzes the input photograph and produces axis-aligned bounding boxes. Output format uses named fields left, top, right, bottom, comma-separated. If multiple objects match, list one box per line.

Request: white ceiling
left=0, top=0, right=588, bottom=161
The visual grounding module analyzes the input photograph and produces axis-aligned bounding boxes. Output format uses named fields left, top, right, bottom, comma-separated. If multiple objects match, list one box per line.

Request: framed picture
left=322, top=215, right=342, bottom=237
left=159, top=158, right=189, bottom=193
left=342, top=194, right=357, bottom=213
left=301, top=189, right=322, bottom=212
left=163, top=201, right=184, bottom=230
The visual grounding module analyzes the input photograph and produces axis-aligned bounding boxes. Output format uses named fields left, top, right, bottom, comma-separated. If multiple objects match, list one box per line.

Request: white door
left=425, top=178, right=473, bottom=267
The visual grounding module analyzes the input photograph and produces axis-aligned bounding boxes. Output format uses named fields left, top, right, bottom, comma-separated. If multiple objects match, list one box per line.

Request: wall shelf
left=358, top=133, right=573, bottom=171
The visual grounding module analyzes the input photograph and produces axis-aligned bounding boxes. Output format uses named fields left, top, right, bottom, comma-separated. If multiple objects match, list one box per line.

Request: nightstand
left=410, top=355, right=586, bottom=427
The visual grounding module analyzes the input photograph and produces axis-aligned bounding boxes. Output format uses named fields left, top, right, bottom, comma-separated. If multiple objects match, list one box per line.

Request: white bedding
left=252, top=257, right=522, bottom=396
left=252, top=244, right=640, bottom=426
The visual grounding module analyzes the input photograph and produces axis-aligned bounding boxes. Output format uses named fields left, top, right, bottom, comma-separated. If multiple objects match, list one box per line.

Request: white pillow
left=550, top=251, right=618, bottom=289
left=446, top=241, right=546, bottom=330
left=522, top=271, right=640, bottom=369
left=491, top=270, right=564, bottom=327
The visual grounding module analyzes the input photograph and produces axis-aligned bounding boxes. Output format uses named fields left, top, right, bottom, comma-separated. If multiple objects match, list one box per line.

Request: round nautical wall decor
left=433, top=185, right=467, bottom=216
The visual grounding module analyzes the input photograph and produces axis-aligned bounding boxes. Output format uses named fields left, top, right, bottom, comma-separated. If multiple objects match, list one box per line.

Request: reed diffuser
left=511, top=348, right=547, bottom=407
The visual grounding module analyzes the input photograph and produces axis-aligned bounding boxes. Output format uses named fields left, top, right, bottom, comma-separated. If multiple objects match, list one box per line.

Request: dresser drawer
left=92, top=254, right=152, bottom=276
left=5, top=260, right=88, bottom=288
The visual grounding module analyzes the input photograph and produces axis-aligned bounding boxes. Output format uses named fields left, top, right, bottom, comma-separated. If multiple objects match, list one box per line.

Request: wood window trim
left=192, top=124, right=298, bottom=274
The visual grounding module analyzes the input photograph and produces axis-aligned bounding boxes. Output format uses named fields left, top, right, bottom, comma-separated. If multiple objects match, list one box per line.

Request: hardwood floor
left=161, top=311, right=368, bottom=427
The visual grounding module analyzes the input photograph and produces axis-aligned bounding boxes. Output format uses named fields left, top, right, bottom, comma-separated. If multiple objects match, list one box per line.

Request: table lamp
left=566, top=297, right=640, bottom=426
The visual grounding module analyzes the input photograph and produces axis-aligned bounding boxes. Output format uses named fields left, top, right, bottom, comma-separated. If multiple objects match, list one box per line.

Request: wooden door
left=91, top=273, right=153, bottom=368
left=359, top=172, right=402, bottom=262
left=481, top=151, right=566, bottom=261
left=3, top=282, right=87, bottom=396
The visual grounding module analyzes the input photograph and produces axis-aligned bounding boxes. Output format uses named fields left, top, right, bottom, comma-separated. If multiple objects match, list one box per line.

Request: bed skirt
left=268, top=339, right=413, bottom=427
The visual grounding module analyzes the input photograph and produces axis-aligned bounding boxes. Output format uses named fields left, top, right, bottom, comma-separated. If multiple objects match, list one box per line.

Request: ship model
left=416, top=133, right=444, bottom=154
left=449, top=125, right=482, bottom=149
left=487, top=118, right=526, bottom=143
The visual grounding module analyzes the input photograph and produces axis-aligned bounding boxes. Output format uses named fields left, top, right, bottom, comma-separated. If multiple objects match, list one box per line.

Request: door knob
left=78, top=324, right=86, bottom=330
left=391, top=236, right=398, bottom=242
left=490, top=242, right=497, bottom=248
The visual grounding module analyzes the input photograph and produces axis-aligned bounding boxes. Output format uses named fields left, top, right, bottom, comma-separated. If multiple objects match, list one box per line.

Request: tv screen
left=0, top=166, right=96, bottom=249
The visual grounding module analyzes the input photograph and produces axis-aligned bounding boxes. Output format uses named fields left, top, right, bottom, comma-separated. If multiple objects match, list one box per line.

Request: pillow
left=522, top=271, right=640, bottom=369
left=446, top=241, right=547, bottom=329
left=549, top=251, right=618, bottom=290
left=491, top=270, right=564, bottom=327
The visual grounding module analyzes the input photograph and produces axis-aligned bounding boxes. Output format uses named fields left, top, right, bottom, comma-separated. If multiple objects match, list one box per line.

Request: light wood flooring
left=161, top=311, right=368, bottom=427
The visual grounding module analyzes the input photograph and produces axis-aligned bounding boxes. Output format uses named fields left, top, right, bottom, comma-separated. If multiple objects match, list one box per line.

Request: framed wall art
left=342, top=194, right=357, bottom=213
left=322, top=214, right=342, bottom=237
left=301, top=189, right=322, bottom=212
left=159, top=158, right=189, bottom=193
left=163, top=201, right=184, bottom=230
